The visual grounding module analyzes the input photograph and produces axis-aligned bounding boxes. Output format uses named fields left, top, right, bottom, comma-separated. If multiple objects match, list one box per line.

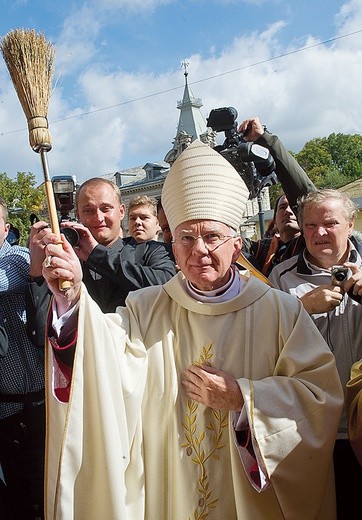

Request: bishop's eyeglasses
left=173, top=232, right=237, bottom=252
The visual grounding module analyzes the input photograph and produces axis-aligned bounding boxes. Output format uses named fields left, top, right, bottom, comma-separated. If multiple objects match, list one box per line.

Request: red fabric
left=47, top=310, right=77, bottom=403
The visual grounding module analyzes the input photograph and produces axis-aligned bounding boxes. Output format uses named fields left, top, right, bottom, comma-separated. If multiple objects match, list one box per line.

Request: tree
left=295, top=133, right=362, bottom=188
left=326, top=133, right=362, bottom=180
left=0, top=172, right=46, bottom=246
left=265, top=132, right=361, bottom=216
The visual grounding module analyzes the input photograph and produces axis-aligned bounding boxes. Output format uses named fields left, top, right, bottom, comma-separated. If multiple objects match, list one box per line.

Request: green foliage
left=0, top=172, right=46, bottom=246
left=269, top=184, right=283, bottom=210
left=295, top=133, right=362, bottom=188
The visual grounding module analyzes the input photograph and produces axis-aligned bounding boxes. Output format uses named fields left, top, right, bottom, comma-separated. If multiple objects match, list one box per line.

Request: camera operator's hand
left=28, top=220, right=52, bottom=277
left=61, top=222, right=98, bottom=262
left=342, top=262, right=362, bottom=302
left=42, top=233, right=82, bottom=316
left=238, top=117, right=265, bottom=142
left=299, top=285, right=344, bottom=315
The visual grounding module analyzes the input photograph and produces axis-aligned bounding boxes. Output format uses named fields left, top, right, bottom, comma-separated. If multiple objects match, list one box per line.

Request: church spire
left=182, top=60, right=189, bottom=78
left=177, top=61, right=202, bottom=117
left=164, top=62, right=215, bottom=165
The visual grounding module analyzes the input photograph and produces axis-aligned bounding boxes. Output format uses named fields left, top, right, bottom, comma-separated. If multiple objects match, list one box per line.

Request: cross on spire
left=181, top=60, right=189, bottom=79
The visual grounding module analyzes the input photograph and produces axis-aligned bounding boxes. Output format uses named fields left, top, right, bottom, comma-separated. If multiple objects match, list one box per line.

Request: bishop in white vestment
left=42, top=140, right=344, bottom=520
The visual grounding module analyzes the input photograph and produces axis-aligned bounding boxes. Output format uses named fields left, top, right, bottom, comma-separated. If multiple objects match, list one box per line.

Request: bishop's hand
left=42, top=233, right=83, bottom=315
left=182, top=363, right=244, bottom=411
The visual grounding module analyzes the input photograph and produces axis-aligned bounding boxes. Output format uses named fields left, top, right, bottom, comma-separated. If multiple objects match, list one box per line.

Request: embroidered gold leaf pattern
left=193, top=344, right=213, bottom=367
left=182, top=344, right=229, bottom=520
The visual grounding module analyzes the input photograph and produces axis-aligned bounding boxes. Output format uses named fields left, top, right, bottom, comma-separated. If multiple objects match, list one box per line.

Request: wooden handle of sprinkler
left=38, top=147, right=72, bottom=291
left=44, top=180, right=72, bottom=291
left=236, top=253, right=273, bottom=287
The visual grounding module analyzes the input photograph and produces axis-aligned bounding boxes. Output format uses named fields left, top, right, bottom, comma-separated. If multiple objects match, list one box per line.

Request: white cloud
left=90, top=0, right=173, bottom=13
left=54, top=5, right=102, bottom=74
left=210, top=0, right=268, bottom=5
left=335, top=0, right=362, bottom=34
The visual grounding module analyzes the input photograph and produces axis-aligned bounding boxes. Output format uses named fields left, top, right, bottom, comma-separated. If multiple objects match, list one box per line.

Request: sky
left=0, top=0, right=361, bottom=187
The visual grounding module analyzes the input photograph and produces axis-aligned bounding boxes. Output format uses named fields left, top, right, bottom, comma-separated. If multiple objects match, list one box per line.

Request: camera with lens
left=206, top=107, right=277, bottom=199
left=331, top=265, right=362, bottom=304
left=60, top=226, right=80, bottom=247
left=331, top=265, right=352, bottom=287
left=51, top=175, right=80, bottom=247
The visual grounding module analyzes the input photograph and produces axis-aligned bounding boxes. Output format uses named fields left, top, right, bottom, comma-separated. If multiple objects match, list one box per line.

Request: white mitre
left=161, top=139, right=249, bottom=233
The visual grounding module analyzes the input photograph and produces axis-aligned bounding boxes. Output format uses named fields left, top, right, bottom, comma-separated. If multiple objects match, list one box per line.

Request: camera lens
left=60, top=227, right=79, bottom=247
left=335, top=271, right=347, bottom=282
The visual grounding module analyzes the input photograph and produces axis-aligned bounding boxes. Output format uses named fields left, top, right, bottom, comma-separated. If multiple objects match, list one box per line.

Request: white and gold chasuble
left=46, top=271, right=343, bottom=520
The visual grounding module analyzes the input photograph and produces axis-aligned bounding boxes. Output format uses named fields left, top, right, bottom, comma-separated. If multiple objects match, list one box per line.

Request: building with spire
left=164, top=61, right=215, bottom=165
left=112, top=64, right=216, bottom=234
left=107, top=65, right=271, bottom=238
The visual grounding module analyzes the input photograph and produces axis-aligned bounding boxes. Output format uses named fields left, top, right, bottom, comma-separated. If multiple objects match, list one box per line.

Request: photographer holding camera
left=269, top=189, right=362, bottom=519
left=238, top=116, right=315, bottom=274
left=26, top=177, right=176, bottom=343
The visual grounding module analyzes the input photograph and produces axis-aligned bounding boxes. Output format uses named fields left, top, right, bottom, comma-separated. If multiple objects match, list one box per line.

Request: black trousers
left=334, top=439, right=362, bottom=520
left=0, top=401, right=45, bottom=520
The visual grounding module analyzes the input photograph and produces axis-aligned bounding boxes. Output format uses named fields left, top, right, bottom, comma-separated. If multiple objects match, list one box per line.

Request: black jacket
left=82, top=238, right=175, bottom=312
left=0, top=326, right=8, bottom=358
left=26, top=238, right=176, bottom=346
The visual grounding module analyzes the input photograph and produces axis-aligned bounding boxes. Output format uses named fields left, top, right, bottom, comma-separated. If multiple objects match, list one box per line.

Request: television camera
left=206, top=107, right=277, bottom=199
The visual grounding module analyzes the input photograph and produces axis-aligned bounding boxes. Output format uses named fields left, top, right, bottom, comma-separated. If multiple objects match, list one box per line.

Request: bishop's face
left=172, top=219, right=242, bottom=291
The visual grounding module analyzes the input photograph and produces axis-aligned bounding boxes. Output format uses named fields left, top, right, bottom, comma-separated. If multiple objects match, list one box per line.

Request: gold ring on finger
left=43, top=255, right=53, bottom=268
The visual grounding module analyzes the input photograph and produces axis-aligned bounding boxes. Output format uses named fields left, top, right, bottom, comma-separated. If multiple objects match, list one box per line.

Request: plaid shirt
left=0, top=240, right=44, bottom=419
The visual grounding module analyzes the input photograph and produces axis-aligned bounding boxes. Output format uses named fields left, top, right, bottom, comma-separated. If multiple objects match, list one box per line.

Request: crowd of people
left=0, top=118, right=360, bottom=519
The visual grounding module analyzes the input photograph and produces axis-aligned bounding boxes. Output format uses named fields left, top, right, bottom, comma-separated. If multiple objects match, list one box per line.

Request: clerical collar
left=185, top=265, right=244, bottom=303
